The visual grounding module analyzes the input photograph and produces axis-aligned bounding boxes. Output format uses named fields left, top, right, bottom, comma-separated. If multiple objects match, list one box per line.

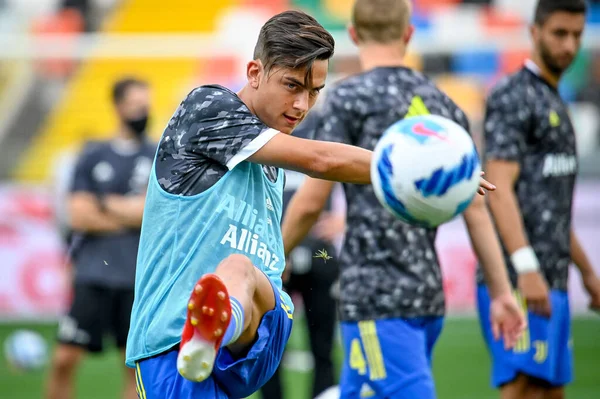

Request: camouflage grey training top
left=312, top=66, right=470, bottom=321
left=155, top=85, right=280, bottom=195
left=478, top=63, right=577, bottom=291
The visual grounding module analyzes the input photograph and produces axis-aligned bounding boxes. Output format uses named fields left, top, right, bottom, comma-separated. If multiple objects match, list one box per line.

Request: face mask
left=125, top=114, right=149, bottom=138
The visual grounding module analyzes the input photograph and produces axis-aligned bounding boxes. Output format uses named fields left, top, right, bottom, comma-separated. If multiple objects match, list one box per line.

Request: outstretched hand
left=478, top=172, right=496, bottom=196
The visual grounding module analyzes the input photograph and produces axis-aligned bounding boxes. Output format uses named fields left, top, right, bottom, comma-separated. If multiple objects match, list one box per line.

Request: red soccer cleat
left=177, top=274, right=232, bottom=382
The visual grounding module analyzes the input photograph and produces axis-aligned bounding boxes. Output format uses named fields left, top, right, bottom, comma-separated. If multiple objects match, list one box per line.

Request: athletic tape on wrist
left=510, top=246, right=540, bottom=274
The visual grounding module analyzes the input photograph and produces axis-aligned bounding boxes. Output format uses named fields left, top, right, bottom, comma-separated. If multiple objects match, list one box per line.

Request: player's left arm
left=571, top=229, right=600, bottom=310
left=463, top=195, right=511, bottom=298
left=463, top=195, right=526, bottom=348
left=446, top=98, right=507, bottom=295
left=281, top=177, right=335, bottom=256
left=102, top=194, right=146, bottom=228
left=448, top=98, right=525, bottom=346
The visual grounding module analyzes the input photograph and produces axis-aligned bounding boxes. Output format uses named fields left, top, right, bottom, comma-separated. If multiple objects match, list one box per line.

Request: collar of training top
left=524, top=59, right=542, bottom=76
left=523, top=59, right=559, bottom=93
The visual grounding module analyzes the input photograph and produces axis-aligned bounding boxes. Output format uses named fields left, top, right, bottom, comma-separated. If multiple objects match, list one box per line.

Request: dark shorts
left=57, top=283, right=134, bottom=353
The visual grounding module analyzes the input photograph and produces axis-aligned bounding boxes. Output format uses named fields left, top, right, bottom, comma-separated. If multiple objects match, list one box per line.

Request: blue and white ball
left=371, top=115, right=481, bottom=228
left=4, top=329, right=49, bottom=371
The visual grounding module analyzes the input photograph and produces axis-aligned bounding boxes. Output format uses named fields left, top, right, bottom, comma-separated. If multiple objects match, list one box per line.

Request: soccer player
left=280, top=1, right=526, bottom=398
left=125, top=9, right=495, bottom=399
left=477, top=1, right=600, bottom=398
left=46, top=77, right=155, bottom=399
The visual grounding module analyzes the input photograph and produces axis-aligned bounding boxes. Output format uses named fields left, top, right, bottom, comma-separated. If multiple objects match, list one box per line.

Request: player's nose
left=564, top=35, right=579, bottom=56
left=293, top=91, right=310, bottom=113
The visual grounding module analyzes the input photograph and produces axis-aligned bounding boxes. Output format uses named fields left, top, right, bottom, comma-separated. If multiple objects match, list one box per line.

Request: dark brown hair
left=112, top=77, right=148, bottom=105
left=253, top=10, right=335, bottom=86
left=534, top=0, right=587, bottom=26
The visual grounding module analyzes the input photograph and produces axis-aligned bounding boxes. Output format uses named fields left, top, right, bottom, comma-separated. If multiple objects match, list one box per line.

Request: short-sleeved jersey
left=155, top=85, right=279, bottom=195
left=479, top=63, right=578, bottom=291
left=69, top=140, right=156, bottom=288
left=312, top=66, right=470, bottom=321
left=126, top=85, right=293, bottom=366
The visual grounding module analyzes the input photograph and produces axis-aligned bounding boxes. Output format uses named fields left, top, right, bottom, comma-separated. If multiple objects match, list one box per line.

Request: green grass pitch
left=1, top=317, right=598, bottom=398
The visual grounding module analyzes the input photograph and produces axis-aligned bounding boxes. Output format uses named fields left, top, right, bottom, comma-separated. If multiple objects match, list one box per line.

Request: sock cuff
left=228, top=296, right=244, bottom=344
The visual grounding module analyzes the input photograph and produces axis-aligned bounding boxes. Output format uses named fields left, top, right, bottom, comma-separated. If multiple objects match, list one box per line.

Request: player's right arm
left=484, top=87, right=551, bottom=317
left=249, top=83, right=372, bottom=184
left=249, top=134, right=372, bottom=184
left=68, top=144, right=124, bottom=233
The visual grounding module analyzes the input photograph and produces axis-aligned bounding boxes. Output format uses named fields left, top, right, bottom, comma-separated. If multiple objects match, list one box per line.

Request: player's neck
left=528, top=56, right=561, bottom=88
left=358, top=44, right=406, bottom=71
left=237, top=86, right=256, bottom=115
left=116, top=127, right=143, bottom=145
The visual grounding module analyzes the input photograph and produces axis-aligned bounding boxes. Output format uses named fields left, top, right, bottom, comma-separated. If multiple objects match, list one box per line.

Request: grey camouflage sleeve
left=155, top=86, right=277, bottom=195
left=171, top=86, right=274, bottom=169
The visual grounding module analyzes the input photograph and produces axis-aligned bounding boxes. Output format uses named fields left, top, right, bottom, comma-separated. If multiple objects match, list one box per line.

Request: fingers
left=491, top=321, right=500, bottom=341
left=479, top=178, right=496, bottom=192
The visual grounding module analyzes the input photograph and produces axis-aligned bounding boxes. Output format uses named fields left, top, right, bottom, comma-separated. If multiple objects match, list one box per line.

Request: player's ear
left=530, top=24, right=539, bottom=42
left=404, top=24, right=415, bottom=46
left=347, top=23, right=359, bottom=46
left=247, top=60, right=262, bottom=89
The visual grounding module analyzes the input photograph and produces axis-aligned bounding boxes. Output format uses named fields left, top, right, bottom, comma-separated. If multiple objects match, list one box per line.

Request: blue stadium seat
left=587, top=4, right=600, bottom=24
left=411, top=10, right=431, bottom=31
left=451, top=50, right=499, bottom=79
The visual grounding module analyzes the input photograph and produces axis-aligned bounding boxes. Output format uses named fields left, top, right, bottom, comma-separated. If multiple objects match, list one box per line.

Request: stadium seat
left=451, top=50, right=499, bottom=80
left=499, top=49, right=529, bottom=75
left=30, top=8, right=84, bottom=79
left=435, top=74, right=485, bottom=122
left=411, top=9, right=432, bottom=32
left=587, top=4, right=600, bottom=24
left=15, top=1, right=238, bottom=182
left=414, top=0, right=461, bottom=12
left=480, top=6, right=523, bottom=34
left=242, top=0, right=289, bottom=14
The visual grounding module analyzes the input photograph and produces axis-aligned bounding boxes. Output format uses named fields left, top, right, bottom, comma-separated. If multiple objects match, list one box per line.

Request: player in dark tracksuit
left=46, top=78, right=155, bottom=399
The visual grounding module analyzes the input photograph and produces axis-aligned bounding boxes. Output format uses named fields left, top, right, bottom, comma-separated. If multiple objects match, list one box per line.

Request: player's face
left=117, top=85, right=151, bottom=122
left=255, top=60, right=328, bottom=134
left=533, top=11, right=585, bottom=75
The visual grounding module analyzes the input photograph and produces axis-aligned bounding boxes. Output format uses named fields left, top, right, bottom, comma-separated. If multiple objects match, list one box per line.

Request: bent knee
left=52, top=345, right=83, bottom=373
left=220, top=254, right=255, bottom=273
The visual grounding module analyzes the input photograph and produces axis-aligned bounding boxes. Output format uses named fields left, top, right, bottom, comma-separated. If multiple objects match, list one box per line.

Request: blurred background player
left=477, top=1, right=600, bottom=398
left=282, top=1, right=524, bottom=398
left=261, top=109, right=345, bottom=399
left=45, top=77, right=155, bottom=399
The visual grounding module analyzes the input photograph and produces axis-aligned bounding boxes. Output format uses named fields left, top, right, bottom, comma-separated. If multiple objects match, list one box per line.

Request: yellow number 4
left=350, top=338, right=367, bottom=376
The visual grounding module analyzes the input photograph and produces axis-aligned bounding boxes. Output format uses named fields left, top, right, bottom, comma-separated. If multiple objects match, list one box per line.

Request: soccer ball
left=371, top=114, right=481, bottom=228
left=314, top=385, right=340, bottom=399
left=4, top=329, right=49, bottom=372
